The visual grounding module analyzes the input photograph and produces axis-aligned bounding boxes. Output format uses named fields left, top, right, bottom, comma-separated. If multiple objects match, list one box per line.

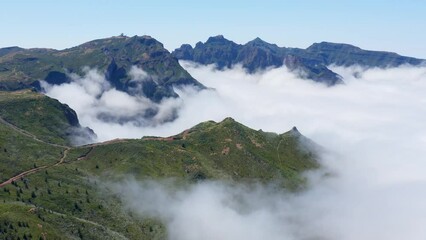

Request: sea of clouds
left=43, top=61, right=426, bottom=240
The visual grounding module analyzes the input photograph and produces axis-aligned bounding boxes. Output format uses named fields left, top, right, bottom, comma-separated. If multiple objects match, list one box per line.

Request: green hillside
left=0, top=93, right=319, bottom=239
left=0, top=118, right=64, bottom=183
left=0, top=90, right=94, bottom=146
left=65, top=117, right=318, bottom=187
left=0, top=35, right=204, bottom=102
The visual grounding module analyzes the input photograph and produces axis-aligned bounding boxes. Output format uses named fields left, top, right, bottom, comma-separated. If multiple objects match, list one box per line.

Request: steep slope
left=173, top=36, right=425, bottom=85
left=0, top=116, right=152, bottom=239
left=0, top=35, right=205, bottom=102
left=74, top=117, right=318, bottom=186
left=173, top=35, right=342, bottom=85
left=0, top=117, right=319, bottom=239
left=236, top=37, right=285, bottom=71
left=0, top=119, right=64, bottom=183
left=0, top=90, right=95, bottom=146
left=180, top=35, right=241, bottom=69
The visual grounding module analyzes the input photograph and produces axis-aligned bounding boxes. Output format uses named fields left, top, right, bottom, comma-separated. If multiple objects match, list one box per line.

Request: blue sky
left=2, top=0, right=425, bottom=58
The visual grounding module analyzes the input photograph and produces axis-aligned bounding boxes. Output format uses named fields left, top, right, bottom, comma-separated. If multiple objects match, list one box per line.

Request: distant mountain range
left=0, top=35, right=424, bottom=239
left=172, top=35, right=424, bottom=85
left=0, top=35, right=204, bottom=102
left=0, top=35, right=423, bottom=98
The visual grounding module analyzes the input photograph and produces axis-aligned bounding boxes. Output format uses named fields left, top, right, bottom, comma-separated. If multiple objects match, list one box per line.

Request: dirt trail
left=0, top=116, right=68, bottom=148
left=0, top=117, right=133, bottom=188
left=76, top=147, right=94, bottom=161
left=0, top=148, right=70, bottom=188
left=19, top=202, right=129, bottom=239
left=0, top=117, right=71, bottom=187
left=0, top=116, right=128, bottom=238
left=0, top=165, right=49, bottom=187
left=82, top=138, right=128, bottom=147
left=54, top=147, right=71, bottom=166
left=0, top=116, right=38, bottom=140
left=142, top=136, right=175, bottom=141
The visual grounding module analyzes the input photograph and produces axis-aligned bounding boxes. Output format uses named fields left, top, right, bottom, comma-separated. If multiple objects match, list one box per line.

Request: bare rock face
left=0, top=35, right=205, bottom=102
left=283, top=55, right=301, bottom=70
left=172, top=36, right=343, bottom=85
left=284, top=55, right=343, bottom=86
left=173, top=36, right=424, bottom=86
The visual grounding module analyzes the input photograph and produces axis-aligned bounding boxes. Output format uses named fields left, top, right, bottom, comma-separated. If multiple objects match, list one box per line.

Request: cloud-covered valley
left=43, top=62, right=426, bottom=240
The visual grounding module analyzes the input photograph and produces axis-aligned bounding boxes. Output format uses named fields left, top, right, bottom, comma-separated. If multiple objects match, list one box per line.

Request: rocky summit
left=173, top=36, right=425, bottom=85
left=0, top=35, right=205, bottom=102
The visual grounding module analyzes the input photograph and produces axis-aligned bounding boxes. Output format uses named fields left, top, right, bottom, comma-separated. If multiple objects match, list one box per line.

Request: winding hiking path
left=0, top=116, right=129, bottom=238
left=0, top=116, right=39, bottom=141
left=0, top=116, right=123, bottom=188
left=54, top=147, right=71, bottom=166
left=0, top=116, right=71, bottom=187
left=0, top=165, right=49, bottom=187
left=0, top=148, right=70, bottom=188
left=0, top=116, right=68, bottom=148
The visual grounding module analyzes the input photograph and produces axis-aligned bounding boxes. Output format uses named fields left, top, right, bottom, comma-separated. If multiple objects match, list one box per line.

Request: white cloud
left=41, top=67, right=187, bottom=142
left=128, top=65, right=150, bottom=82
left=43, top=61, right=426, bottom=239
left=107, top=180, right=302, bottom=240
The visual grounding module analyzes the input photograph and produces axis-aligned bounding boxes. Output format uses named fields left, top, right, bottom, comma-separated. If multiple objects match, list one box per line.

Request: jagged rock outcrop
left=173, top=36, right=424, bottom=85
left=0, top=35, right=205, bottom=102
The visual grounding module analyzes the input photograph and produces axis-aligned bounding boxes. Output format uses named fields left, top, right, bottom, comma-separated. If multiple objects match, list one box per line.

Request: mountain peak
left=0, top=46, right=23, bottom=57
left=246, top=37, right=277, bottom=48
left=205, top=35, right=233, bottom=44
left=221, top=117, right=236, bottom=123
left=0, top=35, right=205, bottom=103
left=307, top=42, right=361, bottom=52
left=208, top=34, right=225, bottom=40
left=248, top=37, right=266, bottom=44
left=290, top=126, right=301, bottom=136
left=77, top=34, right=164, bottom=49
left=253, top=37, right=264, bottom=42
left=216, top=117, right=242, bottom=130
left=174, top=36, right=424, bottom=84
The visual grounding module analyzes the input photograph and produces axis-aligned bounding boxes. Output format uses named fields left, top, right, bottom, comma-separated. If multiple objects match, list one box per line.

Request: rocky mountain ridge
left=172, top=35, right=424, bottom=85
left=0, top=35, right=205, bottom=102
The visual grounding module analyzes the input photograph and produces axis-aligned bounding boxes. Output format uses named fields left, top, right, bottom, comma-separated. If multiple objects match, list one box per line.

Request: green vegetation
left=62, top=117, right=318, bottom=189
left=0, top=91, right=319, bottom=239
left=0, top=35, right=204, bottom=102
left=0, top=118, right=63, bottom=182
left=0, top=203, right=63, bottom=239
left=0, top=90, right=85, bottom=146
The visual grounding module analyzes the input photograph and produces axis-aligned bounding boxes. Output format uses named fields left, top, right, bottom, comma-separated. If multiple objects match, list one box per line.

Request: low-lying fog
left=43, top=62, right=426, bottom=240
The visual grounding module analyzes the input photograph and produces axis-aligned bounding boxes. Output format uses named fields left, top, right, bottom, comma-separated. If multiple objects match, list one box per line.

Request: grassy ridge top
left=0, top=104, right=319, bottom=239
left=0, top=90, right=91, bottom=146
left=74, top=117, right=318, bottom=187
